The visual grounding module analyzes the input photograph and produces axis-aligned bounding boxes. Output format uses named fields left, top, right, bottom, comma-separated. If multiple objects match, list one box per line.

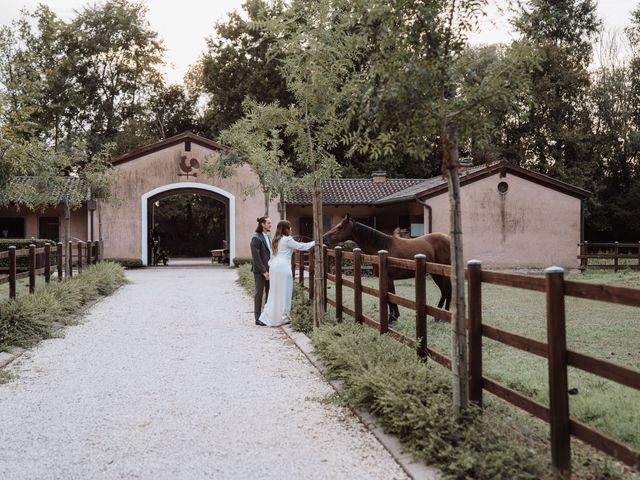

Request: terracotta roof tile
left=286, top=178, right=426, bottom=205
left=2, top=176, right=89, bottom=205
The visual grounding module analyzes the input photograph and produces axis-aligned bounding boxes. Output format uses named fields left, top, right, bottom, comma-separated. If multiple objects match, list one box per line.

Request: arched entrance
left=141, top=182, right=235, bottom=266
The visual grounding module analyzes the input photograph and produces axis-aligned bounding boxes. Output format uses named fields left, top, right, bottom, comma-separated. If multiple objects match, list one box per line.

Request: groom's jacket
left=250, top=233, right=271, bottom=275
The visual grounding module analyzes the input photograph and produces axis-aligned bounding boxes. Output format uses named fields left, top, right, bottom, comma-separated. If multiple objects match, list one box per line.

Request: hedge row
left=0, top=261, right=127, bottom=351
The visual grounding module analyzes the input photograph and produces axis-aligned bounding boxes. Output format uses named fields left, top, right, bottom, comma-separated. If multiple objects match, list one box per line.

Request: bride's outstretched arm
left=288, top=237, right=315, bottom=251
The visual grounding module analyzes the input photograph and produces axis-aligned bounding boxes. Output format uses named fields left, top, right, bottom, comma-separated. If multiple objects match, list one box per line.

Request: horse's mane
left=352, top=221, right=392, bottom=251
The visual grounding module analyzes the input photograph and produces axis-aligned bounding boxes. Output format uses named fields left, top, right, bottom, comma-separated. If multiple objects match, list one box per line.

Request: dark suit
left=250, top=233, right=271, bottom=321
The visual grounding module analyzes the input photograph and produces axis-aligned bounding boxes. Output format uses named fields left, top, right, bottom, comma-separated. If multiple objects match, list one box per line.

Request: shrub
left=0, top=261, right=127, bottom=351
left=104, top=257, right=143, bottom=269
left=312, top=322, right=544, bottom=480
left=233, top=257, right=253, bottom=267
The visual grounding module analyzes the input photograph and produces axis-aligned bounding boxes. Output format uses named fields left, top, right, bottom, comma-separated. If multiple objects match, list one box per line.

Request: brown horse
left=322, top=214, right=451, bottom=323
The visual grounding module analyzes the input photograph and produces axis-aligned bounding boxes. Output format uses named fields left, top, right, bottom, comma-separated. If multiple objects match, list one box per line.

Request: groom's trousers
left=254, top=273, right=270, bottom=321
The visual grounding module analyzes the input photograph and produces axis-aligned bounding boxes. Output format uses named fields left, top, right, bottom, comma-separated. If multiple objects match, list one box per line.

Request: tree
left=203, top=98, right=295, bottom=217
left=338, top=0, right=534, bottom=416
left=193, top=0, right=293, bottom=137
left=0, top=1, right=166, bottom=156
left=507, top=0, right=600, bottom=184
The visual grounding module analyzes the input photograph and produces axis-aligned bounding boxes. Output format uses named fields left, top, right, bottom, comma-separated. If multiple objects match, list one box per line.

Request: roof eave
left=111, top=131, right=230, bottom=166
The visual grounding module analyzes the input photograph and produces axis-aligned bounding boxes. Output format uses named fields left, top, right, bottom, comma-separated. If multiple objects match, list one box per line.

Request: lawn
left=325, top=268, right=640, bottom=450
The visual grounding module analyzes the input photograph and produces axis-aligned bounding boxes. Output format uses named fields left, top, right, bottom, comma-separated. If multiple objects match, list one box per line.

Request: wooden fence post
left=353, top=248, right=363, bottom=324
left=335, top=246, right=343, bottom=322
left=415, top=253, right=427, bottom=360
left=323, top=245, right=328, bottom=311
left=29, top=244, right=36, bottom=294
left=8, top=246, right=16, bottom=300
left=44, top=243, right=51, bottom=283
left=378, top=250, right=389, bottom=334
left=309, top=248, right=315, bottom=299
left=467, top=260, right=483, bottom=407
left=77, top=241, right=83, bottom=272
left=298, top=251, right=304, bottom=286
left=57, top=242, right=63, bottom=280
left=580, top=241, right=587, bottom=270
left=545, top=266, right=571, bottom=480
left=86, top=240, right=92, bottom=266
left=614, top=241, right=619, bottom=272
left=68, top=241, right=73, bottom=278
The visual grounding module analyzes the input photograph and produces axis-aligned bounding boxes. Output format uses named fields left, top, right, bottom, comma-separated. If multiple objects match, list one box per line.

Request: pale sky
left=0, top=0, right=638, bottom=84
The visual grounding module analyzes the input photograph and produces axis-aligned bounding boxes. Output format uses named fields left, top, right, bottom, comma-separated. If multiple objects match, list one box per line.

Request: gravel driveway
left=0, top=268, right=409, bottom=480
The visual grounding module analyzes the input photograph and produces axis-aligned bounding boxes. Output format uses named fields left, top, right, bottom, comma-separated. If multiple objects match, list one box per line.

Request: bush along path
left=0, top=261, right=127, bottom=356
left=236, top=264, right=637, bottom=480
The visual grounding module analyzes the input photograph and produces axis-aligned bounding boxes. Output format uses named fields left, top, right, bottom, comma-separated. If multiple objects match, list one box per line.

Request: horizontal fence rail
left=0, top=240, right=102, bottom=299
left=578, top=241, right=640, bottom=271
left=292, top=247, right=640, bottom=474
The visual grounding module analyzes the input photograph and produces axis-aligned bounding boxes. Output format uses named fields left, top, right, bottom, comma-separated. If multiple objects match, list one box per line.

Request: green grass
left=328, top=269, right=640, bottom=450
left=0, top=261, right=127, bottom=351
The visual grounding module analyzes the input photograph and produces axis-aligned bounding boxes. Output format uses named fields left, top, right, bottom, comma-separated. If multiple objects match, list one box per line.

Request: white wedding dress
left=259, top=235, right=315, bottom=327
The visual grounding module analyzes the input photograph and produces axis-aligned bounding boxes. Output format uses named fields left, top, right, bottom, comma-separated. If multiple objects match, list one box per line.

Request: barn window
left=498, top=181, right=509, bottom=194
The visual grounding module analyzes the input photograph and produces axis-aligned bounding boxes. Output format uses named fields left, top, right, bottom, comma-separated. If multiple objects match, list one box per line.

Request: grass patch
left=349, top=270, right=640, bottom=450
left=0, top=370, right=14, bottom=384
left=0, top=261, right=127, bottom=351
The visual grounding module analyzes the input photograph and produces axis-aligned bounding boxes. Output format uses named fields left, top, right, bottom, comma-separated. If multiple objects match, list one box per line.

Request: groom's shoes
left=255, top=319, right=267, bottom=326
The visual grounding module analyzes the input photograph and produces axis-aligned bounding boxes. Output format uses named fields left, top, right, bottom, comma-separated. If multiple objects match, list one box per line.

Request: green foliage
left=0, top=261, right=126, bottom=351
left=235, top=263, right=254, bottom=293
left=312, top=322, right=544, bottom=479
left=289, top=283, right=313, bottom=334
left=192, top=0, right=293, bottom=137
left=0, top=1, right=167, bottom=157
left=232, top=257, right=253, bottom=268
left=103, top=258, right=144, bottom=269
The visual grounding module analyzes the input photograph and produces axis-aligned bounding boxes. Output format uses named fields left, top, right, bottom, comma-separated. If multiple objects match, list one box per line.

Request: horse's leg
left=432, top=274, right=452, bottom=311
left=388, top=279, right=400, bottom=324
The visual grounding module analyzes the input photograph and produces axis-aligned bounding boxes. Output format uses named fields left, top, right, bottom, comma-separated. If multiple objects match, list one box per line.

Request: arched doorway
left=141, top=182, right=236, bottom=266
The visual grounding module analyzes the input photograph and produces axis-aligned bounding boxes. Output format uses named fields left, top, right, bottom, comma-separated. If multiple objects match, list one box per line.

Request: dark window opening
left=0, top=217, right=25, bottom=238
left=498, top=181, right=509, bottom=194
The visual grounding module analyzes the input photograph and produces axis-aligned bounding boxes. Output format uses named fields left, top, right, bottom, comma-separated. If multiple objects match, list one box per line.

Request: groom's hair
left=255, top=217, right=269, bottom=233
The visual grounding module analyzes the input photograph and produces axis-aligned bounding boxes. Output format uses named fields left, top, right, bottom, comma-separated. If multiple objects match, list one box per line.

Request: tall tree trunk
left=279, top=191, right=286, bottom=220
left=445, top=127, right=469, bottom=417
left=311, top=178, right=325, bottom=327
left=263, top=188, right=269, bottom=217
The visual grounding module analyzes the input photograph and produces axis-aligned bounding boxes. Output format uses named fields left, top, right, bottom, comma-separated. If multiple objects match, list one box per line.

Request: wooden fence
left=0, top=240, right=102, bottom=299
left=293, top=246, right=640, bottom=476
left=579, top=241, right=640, bottom=271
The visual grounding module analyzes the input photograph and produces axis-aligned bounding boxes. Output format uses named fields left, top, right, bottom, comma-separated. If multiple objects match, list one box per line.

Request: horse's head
left=322, top=214, right=355, bottom=246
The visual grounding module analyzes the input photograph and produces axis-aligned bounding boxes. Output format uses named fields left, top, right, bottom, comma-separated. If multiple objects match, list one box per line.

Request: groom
left=250, top=216, right=272, bottom=326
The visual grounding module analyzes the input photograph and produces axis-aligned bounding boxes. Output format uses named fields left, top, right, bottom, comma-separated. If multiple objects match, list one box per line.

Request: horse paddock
left=324, top=269, right=640, bottom=456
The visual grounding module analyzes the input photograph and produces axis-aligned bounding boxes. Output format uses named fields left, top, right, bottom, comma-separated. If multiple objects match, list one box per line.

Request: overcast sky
left=1, top=0, right=638, bottom=84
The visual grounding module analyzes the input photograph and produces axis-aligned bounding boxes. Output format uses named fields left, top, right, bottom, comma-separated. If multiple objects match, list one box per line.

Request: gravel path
left=0, top=268, right=409, bottom=480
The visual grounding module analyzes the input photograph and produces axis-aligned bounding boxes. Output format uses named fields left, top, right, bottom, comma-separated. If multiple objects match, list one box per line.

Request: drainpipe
left=415, top=197, right=432, bottom=233
left=580, top=198, right=585, bottom=243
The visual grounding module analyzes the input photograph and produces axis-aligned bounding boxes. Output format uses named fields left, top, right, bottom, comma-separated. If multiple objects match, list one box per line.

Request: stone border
left=282, top=325, right=440, bottom=480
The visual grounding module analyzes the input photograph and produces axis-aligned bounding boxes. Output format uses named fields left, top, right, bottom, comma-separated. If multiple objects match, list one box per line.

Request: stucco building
left=1, top=132, right=590, bottom=269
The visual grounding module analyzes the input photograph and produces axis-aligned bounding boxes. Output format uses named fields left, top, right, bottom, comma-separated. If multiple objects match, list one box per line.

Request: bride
left=258, top=220, right=315, bottom=327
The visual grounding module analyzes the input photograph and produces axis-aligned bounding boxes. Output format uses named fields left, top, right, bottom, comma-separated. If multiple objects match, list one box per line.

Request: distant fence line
left=0, top=240, right=103, bottom=299
left=293, top=246, right=640, bottom=476
left=579, top=241, right=640, bottom=271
